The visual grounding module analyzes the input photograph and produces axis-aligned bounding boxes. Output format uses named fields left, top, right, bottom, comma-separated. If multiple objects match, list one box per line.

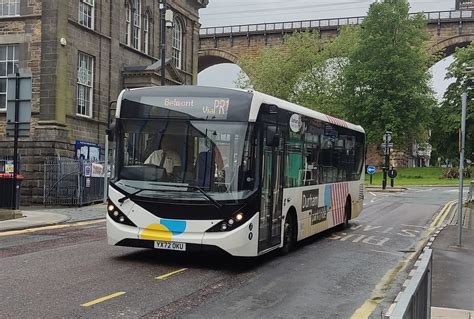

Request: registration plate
left=154, top=241, right=186, bottom=251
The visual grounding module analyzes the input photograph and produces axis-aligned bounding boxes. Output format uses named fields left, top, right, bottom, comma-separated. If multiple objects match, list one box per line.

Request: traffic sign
left=367, top=165, right=376, bottom=175
left=388, top=168, right=398, bottom=179
left=381, top=143, right=394, bottom=149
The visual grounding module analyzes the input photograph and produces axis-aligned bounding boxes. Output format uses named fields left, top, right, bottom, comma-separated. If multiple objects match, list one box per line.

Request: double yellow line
left=430, top=200, right=457, bottom=229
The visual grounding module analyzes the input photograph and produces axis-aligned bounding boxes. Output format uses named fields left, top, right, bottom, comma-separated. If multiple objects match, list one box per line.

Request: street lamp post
left=159, top=0, right=174, bottom=86
left=458, top=92, right=467, bottom=246
left=160, top=0, right=167, bottom=86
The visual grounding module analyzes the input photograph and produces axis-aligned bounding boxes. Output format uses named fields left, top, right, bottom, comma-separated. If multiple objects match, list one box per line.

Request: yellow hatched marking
left=0, top=219, right=105, bottom=237
left=155, top=268, right=188, bottom=280
left=81, top=291, right=126, bottom=307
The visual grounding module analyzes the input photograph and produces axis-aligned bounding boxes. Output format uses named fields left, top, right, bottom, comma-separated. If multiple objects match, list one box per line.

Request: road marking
left=413, top=188, right=434, bottom=193
left=430, top=200, right=456, bottom=229
left=81, top=291, right=126, bottom=307
left=351, top=257, right=411, bottom=319
left=0, top=219, right=105, bottom=237
left=369, top=192, right=376, bottom=197
left=370, top=249, right=404, bottom=257
left=155, top=268, right=188, bottom=280
left=400, top=224, right=427, bottom=229
left=352, top=202, right=453, bottom=319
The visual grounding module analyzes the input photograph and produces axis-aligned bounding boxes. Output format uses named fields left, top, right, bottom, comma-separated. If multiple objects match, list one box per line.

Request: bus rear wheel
left=342, top=198, right=351, bottom=229
left=281, top=214, right=296, bottom=255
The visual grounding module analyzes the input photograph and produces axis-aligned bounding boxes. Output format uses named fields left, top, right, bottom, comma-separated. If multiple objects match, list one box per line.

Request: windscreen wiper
left=117, top=183, right=222, bottom=209
left=150, top=183, right=223, bottom=209
left=118, top=188, right=144, bottom=204
left=187, top=185, right=223, bottom=209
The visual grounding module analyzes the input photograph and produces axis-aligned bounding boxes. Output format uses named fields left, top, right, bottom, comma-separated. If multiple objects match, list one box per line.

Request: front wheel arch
left=281, top=207, right=297, bottom=255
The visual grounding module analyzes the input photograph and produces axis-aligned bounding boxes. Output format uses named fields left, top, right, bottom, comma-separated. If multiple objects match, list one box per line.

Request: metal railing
left=387, top=249, right=433, bottom=319
left=43, top=159, right=105, bottom=206
left=200, top=10, right=474, bottom=37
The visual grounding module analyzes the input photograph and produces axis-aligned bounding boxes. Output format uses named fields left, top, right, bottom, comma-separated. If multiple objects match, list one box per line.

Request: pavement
left=1, top=194, right=473, bottom=318
left=431, top=202, right=474, bottom=319
left=0, top=203, right=106, bottom=232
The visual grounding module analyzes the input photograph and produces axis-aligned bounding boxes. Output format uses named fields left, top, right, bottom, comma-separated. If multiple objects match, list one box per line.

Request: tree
left=236, top=27, right=360, bottom=118
left=431, top=44, right=474, bottom=163
left=342, top=0, right=435, bottom=146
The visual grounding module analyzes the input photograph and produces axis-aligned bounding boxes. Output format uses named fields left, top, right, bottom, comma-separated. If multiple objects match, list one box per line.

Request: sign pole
left=12, top=72, right=20, bottom=210
left=458, top=92, right=467, bottom=247
left=382, top=131, right=392, bottom=190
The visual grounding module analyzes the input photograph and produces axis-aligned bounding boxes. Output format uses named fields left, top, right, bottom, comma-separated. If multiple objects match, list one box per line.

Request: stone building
left=0, top=0, right=208, bottom=204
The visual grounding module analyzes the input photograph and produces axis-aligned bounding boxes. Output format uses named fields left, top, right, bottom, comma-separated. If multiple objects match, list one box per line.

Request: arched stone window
left=131, top=0, right=142, bottom=51
left=125, top=1, right=132, bottom=45
left=143, top=10, right=151, bottom=55
left=172, top=17, right=183, bottom=70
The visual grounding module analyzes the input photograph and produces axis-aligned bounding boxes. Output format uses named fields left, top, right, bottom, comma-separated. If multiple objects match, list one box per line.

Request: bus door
left=258, top=123, right=284, bottom=252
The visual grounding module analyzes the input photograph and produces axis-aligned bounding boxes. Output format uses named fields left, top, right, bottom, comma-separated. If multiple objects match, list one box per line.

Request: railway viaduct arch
left=198, top=10, right=474, bottom=73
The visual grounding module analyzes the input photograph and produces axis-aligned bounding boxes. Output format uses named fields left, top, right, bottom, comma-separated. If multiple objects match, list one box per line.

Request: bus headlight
left=206, top=211, right=253, bottom=232
left=107, top=200, right=136, bottom=227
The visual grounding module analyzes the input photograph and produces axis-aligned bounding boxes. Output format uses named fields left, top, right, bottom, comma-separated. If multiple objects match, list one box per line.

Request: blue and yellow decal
left=140, top=219, right=186, bottom=241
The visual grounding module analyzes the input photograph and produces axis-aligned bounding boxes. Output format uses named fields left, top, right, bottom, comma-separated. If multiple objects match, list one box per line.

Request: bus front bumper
left=107, top=213, right=260, bottom=257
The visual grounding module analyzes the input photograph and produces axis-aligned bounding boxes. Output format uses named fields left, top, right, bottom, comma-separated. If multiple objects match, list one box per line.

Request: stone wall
left=0, top=0, right=43, bottom=203
left=0, top=0, right=206, bottom=204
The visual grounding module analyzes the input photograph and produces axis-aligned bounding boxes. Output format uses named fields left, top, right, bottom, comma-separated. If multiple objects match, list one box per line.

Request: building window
left=79, top=0, right=95, bottom=29
left=172, top=18, right=183, bottom=70
left=131, top=0, right=141, bottom=50
left=77, top=52, right=94, bottom=117
left=125, top=1, right=131, bottom=45
left=143, top=13, right=150, bottom=55
left=0, top=45, right=18, bottom=111
left=0, top=0, right=20, bottom=17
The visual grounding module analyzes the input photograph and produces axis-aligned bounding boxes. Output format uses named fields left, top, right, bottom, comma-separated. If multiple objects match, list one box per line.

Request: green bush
left=442, top=166, right=472, bottom=179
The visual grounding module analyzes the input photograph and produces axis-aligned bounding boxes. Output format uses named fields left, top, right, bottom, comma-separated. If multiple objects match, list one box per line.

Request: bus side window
left=303, top=129, right=319, bottom=186
left=285, top=130, right=304, bottom=188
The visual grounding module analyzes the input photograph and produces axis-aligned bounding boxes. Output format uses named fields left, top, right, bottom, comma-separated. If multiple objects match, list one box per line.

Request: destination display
left=140, top=96, right=231, bottom=120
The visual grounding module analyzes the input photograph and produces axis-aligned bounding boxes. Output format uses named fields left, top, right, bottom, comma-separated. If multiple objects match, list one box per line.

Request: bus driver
left=144, top=136, right=182, bottom=175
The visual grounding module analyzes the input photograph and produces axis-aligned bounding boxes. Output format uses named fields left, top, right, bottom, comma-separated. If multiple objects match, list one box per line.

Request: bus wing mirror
left=266, top=126, right=280, bottom=147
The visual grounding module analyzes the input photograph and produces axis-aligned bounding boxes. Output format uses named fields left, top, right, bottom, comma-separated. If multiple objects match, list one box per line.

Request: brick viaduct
left=198, top=10, right=474, bottom=73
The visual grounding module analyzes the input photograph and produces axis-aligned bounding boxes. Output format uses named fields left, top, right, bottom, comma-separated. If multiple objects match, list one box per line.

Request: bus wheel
left=342, top=198, right=351, bottom=229
left=281, top=214, right=296, bottom=255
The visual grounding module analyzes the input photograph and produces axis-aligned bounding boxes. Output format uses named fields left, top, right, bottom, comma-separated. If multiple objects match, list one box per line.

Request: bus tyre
left=281, top=214, right=296, bottom=255
left=342, top=198, right=351, bottom=229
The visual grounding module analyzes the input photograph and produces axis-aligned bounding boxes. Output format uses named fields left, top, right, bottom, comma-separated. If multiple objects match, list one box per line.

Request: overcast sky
left=197, top=0, right=457, bottom=100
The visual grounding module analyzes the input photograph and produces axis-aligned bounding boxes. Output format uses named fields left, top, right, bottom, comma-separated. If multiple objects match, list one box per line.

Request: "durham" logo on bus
left=302, top=189, right=328, bottom=225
